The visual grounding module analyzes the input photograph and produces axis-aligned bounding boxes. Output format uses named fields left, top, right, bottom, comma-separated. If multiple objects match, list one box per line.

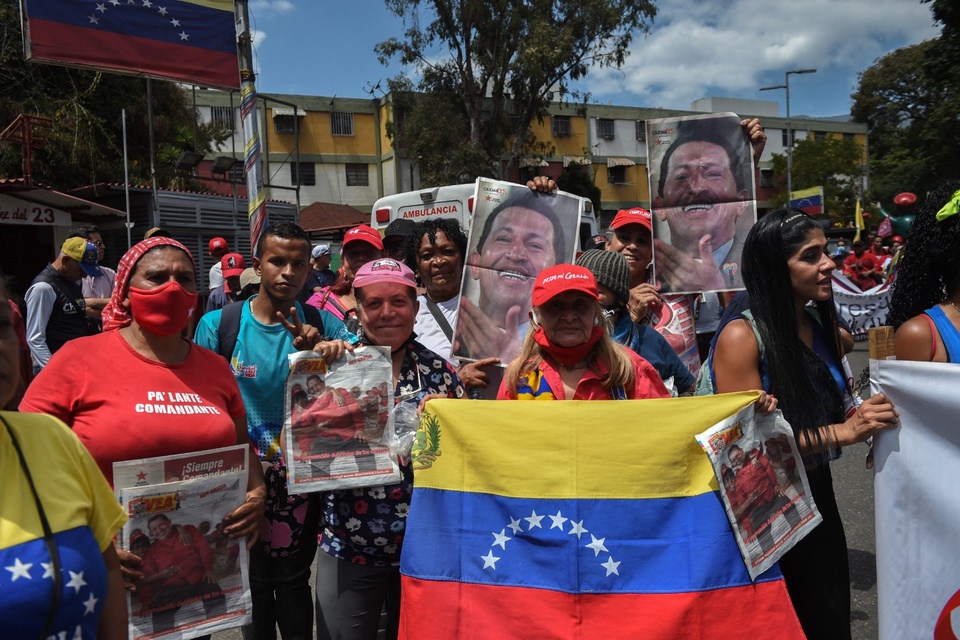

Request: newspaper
left=114, top=446, right=251, bottom=640
left=696, top=404, right=822, bottom=580
left=283, top=346, right=400, bottom=492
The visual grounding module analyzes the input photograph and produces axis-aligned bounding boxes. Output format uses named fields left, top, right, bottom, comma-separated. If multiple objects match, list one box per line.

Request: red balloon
left=894, top=192, right=917, bottom=206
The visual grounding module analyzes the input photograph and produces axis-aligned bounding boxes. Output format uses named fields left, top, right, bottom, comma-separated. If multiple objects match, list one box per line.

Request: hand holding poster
left=454, top=178, right=583, bottom=363
left=646, top=113, right=757, bottom=294
left=283, top=347, right=399, bottom=492
left=697, top=405, right=821, bottom=580
left=114, top=446, right=251, bottom=640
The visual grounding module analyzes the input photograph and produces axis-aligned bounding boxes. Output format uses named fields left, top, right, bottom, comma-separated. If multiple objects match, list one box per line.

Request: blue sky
left=247, top=0, right=940, bottom=118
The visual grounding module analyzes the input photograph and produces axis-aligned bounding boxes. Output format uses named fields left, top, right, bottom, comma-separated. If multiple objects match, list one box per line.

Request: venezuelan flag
left=23, top=0, right=239, bottom=89
left=400, top=396, right=804, bottom=639
left=789, top=186, right=824, bottom=215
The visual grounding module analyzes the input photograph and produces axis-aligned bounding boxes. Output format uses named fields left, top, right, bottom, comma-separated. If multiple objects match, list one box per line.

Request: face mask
left=128, top=280, right=198, bottom=336
left=532, top=324, right=604, bottom=366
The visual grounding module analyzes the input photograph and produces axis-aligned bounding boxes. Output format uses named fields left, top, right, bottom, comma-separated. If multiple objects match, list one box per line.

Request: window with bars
left=843, top=132, right=855, bottom=143
left=211, top=106, right=235, bottom=131
left=635, top=121, right=646, bottom=142
left=274, top=115, right=297, bottom=134
left=331, top=112, right=355, bottom=136
left=607, top=166, right=627, bottom=184
left=759, top=169, right=774, bottom=187
left=814, top=131, right=827, bottom=142
left=345, top=163, right=369, bottom=186
left=596, top=119, right=615, bottom=139
left=290, top=162, right=316, bottom=186
left=552, top=115, right=571, bottom=137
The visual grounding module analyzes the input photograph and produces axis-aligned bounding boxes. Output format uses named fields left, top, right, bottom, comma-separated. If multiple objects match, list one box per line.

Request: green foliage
left=557, top=164, right=602, bottom=213
left=769, top=137, right=864, bottom=225
left=376, top=0, right=656, bottom=182
left=0, top=2, right=228, bottom=189
left=850, top=37, right=960, bottom=208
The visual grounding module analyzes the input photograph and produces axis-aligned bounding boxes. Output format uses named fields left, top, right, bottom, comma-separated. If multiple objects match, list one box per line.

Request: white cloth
left=81, top=265, right=116, bottom=299
left=414, top=294, right=459, bottom=363
left=208, top=262, right=223, bottom=290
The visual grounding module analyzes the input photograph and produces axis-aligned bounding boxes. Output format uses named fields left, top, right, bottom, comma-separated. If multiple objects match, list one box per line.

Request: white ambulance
left=371, top=182, right=601, bottom=252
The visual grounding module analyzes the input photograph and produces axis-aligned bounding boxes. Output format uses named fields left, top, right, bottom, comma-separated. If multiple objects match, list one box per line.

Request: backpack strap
left=423, top=298, right=454, bottom=342
left=217, top=300, right=244, bottom=361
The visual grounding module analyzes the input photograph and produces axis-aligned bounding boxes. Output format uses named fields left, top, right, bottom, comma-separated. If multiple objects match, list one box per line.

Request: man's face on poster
left=655, top=140, right=748, bottom=248
left=470, top=206, right=557, bottom=309
left=727, top=446, right=745, bottom=470
left=149, top=516, right=173, bottom=541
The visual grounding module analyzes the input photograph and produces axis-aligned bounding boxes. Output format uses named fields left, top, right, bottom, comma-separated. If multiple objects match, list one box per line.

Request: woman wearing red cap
left=498, top=264, right=670, bottom=400
left=307, top=224, right=384, bottom=334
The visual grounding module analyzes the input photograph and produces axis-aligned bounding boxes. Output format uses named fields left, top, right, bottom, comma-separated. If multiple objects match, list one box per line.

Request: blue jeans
left=241, top=538, right=317, bottom=640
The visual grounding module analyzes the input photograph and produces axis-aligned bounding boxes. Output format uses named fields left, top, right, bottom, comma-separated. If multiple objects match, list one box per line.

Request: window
left=596, top=119, right=615, bottom=139
left=274, top=115, right=297, bottom=134
left=607, top=166, right=627, bottom=184
left=290, top=162, right=316, bottom=186
left=552, top=115, right=571, bottom=138
left=759, top=169, right=774, bottom=188
left=345, top=163, right=369, bottom=187
left=843, top=132, right=855, bottom=143
left=228, top=164, right=245, bottom=184
left=635, top=121, right=646, bottom=142
left=331, top=112, right=354, bottom=136
left=211, top=106, right=235, bottom=131
left=782, top=130, right=798, bottom=148
left=814, top=130, right=827, bottom=142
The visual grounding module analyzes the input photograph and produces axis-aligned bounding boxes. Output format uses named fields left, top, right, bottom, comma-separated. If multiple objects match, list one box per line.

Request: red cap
left=353, top=258, right=417, bottom=290
left=342, top=224, right=384, bottom=251
left=220, top=252, right=246, bottom=278
left=610, top=207, right=652, bottom=232
left=209, top=237, right=229, bottom=256
left=531, top=264, right=599, bottom=307
left=891, top=235, right=903, bottom=243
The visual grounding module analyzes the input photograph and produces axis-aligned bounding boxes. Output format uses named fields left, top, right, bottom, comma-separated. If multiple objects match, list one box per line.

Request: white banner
left=832, top=273, right=891, bottom=339
left=871, top=358, right=960, bottom=639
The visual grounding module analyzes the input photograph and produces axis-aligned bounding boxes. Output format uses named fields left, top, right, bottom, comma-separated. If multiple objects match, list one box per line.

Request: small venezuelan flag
left=400, top=395, right=805, bottom=639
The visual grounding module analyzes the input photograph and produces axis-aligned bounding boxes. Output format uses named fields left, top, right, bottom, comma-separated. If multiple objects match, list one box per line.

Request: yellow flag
left=854, top=199, right=864, bottom=243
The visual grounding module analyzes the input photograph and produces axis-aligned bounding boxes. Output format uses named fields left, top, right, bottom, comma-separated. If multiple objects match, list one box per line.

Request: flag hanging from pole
left=21, top=0, right=240, bottom=89
left=854, top=199, right=864, bottom=243
left=788, top=186, right=823, bottom=215
left=400, top=396, right=805, bottom=640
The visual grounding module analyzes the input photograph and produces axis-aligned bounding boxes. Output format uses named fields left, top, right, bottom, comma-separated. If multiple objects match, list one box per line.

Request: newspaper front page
left=283, top=347, right=400, bottom=492
left=114, top=446, right=251, bottom=640
left=696, top=404, right=822, bottom=580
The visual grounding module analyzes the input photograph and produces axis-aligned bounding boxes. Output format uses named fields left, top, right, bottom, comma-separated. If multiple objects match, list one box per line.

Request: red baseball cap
left=353, top=258, right=417, bottom=290
left=610, top=207, right=653, bottom=232
left=531, top=264, right=599, bottom=307
left=342, top=224, right=384, bottom=251
left=220, top=252, right=246, bottom=278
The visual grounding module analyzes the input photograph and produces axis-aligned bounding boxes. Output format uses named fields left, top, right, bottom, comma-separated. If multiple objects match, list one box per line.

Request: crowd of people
left=8, top=150, right=960, bottom=638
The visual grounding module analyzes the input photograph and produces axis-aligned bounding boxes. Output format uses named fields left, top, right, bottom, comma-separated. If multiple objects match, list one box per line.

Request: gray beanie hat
left=575, top=249, right=630, bottom=306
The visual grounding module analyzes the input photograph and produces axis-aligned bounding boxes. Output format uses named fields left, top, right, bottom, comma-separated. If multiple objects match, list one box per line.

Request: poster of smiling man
left=646, top=113, right=757, bottom=294
left=454, top=179, right=582, bottom=363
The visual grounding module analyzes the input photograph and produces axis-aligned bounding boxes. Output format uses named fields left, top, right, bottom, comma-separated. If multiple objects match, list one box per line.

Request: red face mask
left=532, top=324, right=604, bottom=366
left=128, top=281, right=198, bottom=336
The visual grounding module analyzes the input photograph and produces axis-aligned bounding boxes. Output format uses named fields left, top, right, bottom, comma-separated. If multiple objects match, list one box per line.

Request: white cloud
left=582, top=0, right=940, bottom=113
left=250, top=0, right=294, bottom=15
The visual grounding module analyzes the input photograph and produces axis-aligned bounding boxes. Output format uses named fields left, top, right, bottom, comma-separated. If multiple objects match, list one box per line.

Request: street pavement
left=215, top=340, right=881, bottom=640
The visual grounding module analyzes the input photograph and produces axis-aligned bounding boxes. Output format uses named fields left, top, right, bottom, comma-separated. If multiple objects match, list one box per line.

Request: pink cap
left=610, top=207, right=652, bottom=232
left=353, top=258, right=417, bottom=290
left=531, top=264, right=599, bottom=307
left=342, top=224, right=384, bottom=251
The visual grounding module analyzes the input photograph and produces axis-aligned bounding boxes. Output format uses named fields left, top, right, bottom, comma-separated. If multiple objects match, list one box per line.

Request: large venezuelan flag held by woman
left=400, top=394, right=805, bottom=639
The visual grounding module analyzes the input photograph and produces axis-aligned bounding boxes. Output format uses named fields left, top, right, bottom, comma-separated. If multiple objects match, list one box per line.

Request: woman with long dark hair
left=889, top=182, right=960, bottom=361
left=710, top=209, right=899, bottom=639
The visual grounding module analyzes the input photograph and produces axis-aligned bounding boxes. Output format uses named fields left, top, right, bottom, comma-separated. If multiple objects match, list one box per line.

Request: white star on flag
left=491, top=529, right=511, bottom=550
left=586, top=535, right=608, bottom=557
left=170, top=18, right=180, bottom=27
left=66, top=570, right=87, bottom=593
left=88, top=15, right=100, bottom=23
left=524, top=511, right=544, bottom=530
left=481, top=550, right=500, bottom=570
left=83, top=592, right=99, bottom=615
left=568, top=520, right=587, bottom=539
left=141, top=0, right=152, bottom=7
left=5, top=558, right=33, bottom=581
left=96, top=3, right=107, bottom=12
left=179, top=31, right=189, bottom=40
left=507, top=517, right=523, bottom=535
left=601, top=556, right=621, bottom=577
left=548, top=510, right=568, bottom=530
left=41, top=562, right=54, bottom=579
left=157, top=6, right=167, bottom=15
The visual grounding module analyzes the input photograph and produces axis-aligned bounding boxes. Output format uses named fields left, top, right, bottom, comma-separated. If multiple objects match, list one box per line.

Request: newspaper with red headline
left=114, top=446, right=251, bottom=640
left=696, top=404, right=822, bottom=580
left=283, top=346, right=399, bottom=492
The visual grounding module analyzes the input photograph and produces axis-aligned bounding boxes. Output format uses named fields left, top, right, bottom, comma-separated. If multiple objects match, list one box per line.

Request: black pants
left=778, top=463, right=852, bottom=640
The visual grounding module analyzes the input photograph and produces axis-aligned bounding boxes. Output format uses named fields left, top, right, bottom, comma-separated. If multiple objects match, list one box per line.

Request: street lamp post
left=760, top=68, right=816, bottom=202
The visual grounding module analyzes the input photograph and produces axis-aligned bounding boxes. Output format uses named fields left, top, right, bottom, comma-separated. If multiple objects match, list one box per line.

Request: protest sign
left=283, top=347, right=399, bottom=492
left=832, top=272, right=891, bottom=340
left=871, top=358, right=960, bottom=639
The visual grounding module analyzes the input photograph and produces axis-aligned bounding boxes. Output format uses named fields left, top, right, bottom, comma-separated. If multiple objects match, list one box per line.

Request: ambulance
left=371, top=182, right=601, bottom=252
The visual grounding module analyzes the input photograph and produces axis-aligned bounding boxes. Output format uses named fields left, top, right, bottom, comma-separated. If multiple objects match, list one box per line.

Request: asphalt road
left=215, top=340, right=881, bottom=640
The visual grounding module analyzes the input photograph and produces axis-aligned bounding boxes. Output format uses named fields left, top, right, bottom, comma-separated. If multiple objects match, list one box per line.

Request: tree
left=0, top=2, right=227, bottom=190
left=376, top=0, right=656, bottom=182
left=850, top=38, right=960, bottom=207
left=769, top=137, right=864, bottom=225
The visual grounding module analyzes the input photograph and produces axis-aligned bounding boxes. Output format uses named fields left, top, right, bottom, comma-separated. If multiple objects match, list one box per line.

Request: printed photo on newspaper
left=283, top=346, right=400, bottom=492
left=696, top=404, right=822, bottom=580
left=117, top=455, right=251, bottom=640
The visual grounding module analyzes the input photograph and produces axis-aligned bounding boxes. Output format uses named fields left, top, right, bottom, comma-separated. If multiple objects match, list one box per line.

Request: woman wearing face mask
left=20, top=237, right=266, bottom=597
left=498, top=264, right=670, bottom=400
